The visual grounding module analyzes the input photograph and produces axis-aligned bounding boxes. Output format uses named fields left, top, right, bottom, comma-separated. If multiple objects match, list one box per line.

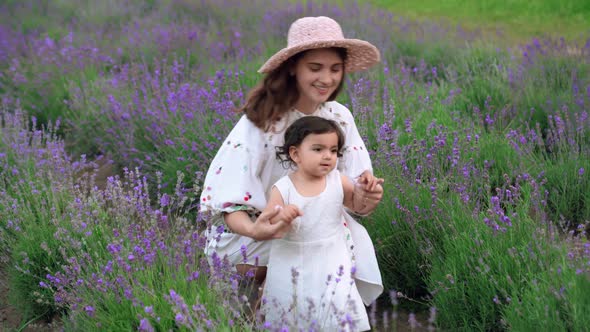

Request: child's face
left=292, top=48, right=344, bottom=113
left=289, top=132, right=339, bottom=178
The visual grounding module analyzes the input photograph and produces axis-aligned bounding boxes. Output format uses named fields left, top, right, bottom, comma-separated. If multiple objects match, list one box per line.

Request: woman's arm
left=224, top=210, right=257, bottom=238
left=199, top=116, right=270, bottom=227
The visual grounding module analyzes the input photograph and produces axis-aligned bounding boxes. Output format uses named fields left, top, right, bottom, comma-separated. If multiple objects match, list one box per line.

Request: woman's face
left=292, top=48, right=344, bottom=114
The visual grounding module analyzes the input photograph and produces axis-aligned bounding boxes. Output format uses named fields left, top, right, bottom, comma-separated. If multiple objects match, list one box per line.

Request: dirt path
left=0, top=266, right=62, bottom=332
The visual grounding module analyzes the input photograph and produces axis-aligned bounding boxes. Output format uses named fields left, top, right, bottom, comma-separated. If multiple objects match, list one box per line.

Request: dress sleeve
left=199, top=115, right=268, bottom=215
left=330, top=103, right=373, bottom=179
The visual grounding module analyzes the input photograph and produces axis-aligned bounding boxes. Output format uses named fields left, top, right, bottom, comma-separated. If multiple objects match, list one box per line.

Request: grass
left=367, top=0, right=590, bottom=43
left=427, top=187, right=561, bottom=330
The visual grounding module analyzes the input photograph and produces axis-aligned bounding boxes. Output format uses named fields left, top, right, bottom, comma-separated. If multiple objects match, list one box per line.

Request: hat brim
left=258, top=39, right=381, bottom=74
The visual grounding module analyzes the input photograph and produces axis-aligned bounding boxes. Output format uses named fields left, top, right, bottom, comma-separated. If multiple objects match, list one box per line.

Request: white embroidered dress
left=199, top=101, right=382, bottom=305
left=263, top=169, right=370, bottom=331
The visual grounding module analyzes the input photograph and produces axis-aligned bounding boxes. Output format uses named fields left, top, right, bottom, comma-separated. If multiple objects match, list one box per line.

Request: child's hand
left=258, top=204, right=302, bottom=239
left=354, top=170, right=384, bottom=214
left=357, top=170, right=385, bottom=192
left=249, top=206, right=299, bottom=241
left=269, top=204, right=302, bottom=225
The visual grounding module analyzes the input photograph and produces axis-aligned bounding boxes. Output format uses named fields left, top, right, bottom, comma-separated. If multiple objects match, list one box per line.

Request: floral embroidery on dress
left=243, top=192, right=252, bottom=201
left=222, top=203, right=252, bottom=212
left=343, top=145, right=364, bottom=152
left=343, top=223, right=356, bottom=264
left=215, top=166, right=222, bottom=174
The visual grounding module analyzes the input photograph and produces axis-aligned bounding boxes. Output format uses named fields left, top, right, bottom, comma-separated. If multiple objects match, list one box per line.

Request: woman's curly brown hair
left=237, top=48, right=347, bottom=132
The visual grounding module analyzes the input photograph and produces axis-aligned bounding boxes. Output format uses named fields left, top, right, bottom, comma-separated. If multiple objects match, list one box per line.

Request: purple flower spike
left=138, top=318, right=155, bottom=332
left=84, top=305, right=95, bottom=317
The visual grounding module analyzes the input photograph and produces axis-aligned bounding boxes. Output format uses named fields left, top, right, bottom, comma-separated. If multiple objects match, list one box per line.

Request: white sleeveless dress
left=262, top=170, right=370, bottom=331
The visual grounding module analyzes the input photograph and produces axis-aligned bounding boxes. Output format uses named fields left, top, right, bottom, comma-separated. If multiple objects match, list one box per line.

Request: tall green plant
left=503, top=260, right=590, bottom=331
left=0, top=112, right=78, bottom=319
left=428, top=185, right=562, bottom=330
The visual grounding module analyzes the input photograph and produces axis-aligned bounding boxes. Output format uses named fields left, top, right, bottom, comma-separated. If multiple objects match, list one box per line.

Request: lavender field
left=1, top=0, right=589, bottom=331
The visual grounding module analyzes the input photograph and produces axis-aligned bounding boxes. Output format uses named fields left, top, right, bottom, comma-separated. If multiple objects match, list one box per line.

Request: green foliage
left=450, top=47, right=511, bottom=121
left=370, top=182, right=441, bottom=310
left=389, top=39, right=463, bottom=73
left=368, top=0, right=590, bottom=42
left=427, top=188, right=560, bottom=331
left=10, top=75, right=70, bottom=130
left=0, top=114, right=74, bottom=320
left=4, top=59, right=103, bottom=137
left=544, top=157, right=590, bottom=228
left=8, top=216, right=65, bottom=320
left=471, top=132, right=523, bottom=193
left=61, top=224, right=242, bottom=331
left=0, top=114, right=250, bottom=329
left=503, top=260, right=590, bottom=331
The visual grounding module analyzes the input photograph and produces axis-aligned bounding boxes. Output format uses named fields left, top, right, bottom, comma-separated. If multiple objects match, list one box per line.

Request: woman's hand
left=249, top=205, right=300, bottom=241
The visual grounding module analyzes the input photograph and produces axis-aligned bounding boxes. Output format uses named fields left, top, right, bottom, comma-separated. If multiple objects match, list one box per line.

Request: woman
left=199, top=16, right=384, bottom=308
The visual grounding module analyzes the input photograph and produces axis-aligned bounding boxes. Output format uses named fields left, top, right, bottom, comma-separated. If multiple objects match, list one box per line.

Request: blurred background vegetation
left=368, top=0, right=590, bottom=42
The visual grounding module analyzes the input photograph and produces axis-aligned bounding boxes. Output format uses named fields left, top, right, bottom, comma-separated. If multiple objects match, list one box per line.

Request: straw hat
left=258, top=16, right=381, bottom=73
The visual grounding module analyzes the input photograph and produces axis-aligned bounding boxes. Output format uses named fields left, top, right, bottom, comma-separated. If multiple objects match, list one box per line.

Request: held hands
left=269, top=204, right=302, bottom=238
left=269, top=204, right=301, bottom=225
left=250, top=204, right=302, bottom=241
left=354, top=170, right=384, bottom=215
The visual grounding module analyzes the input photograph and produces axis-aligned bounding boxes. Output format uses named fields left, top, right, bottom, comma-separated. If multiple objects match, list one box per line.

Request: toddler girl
left=262, top=116, right=381, bottom=331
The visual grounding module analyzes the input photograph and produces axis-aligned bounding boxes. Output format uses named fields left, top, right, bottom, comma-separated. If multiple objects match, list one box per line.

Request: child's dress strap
left=272, top=175, right=291, bottom=203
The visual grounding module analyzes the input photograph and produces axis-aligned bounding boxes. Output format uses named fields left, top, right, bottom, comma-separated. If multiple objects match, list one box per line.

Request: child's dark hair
left=276, top=116, right=345, bottom=168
